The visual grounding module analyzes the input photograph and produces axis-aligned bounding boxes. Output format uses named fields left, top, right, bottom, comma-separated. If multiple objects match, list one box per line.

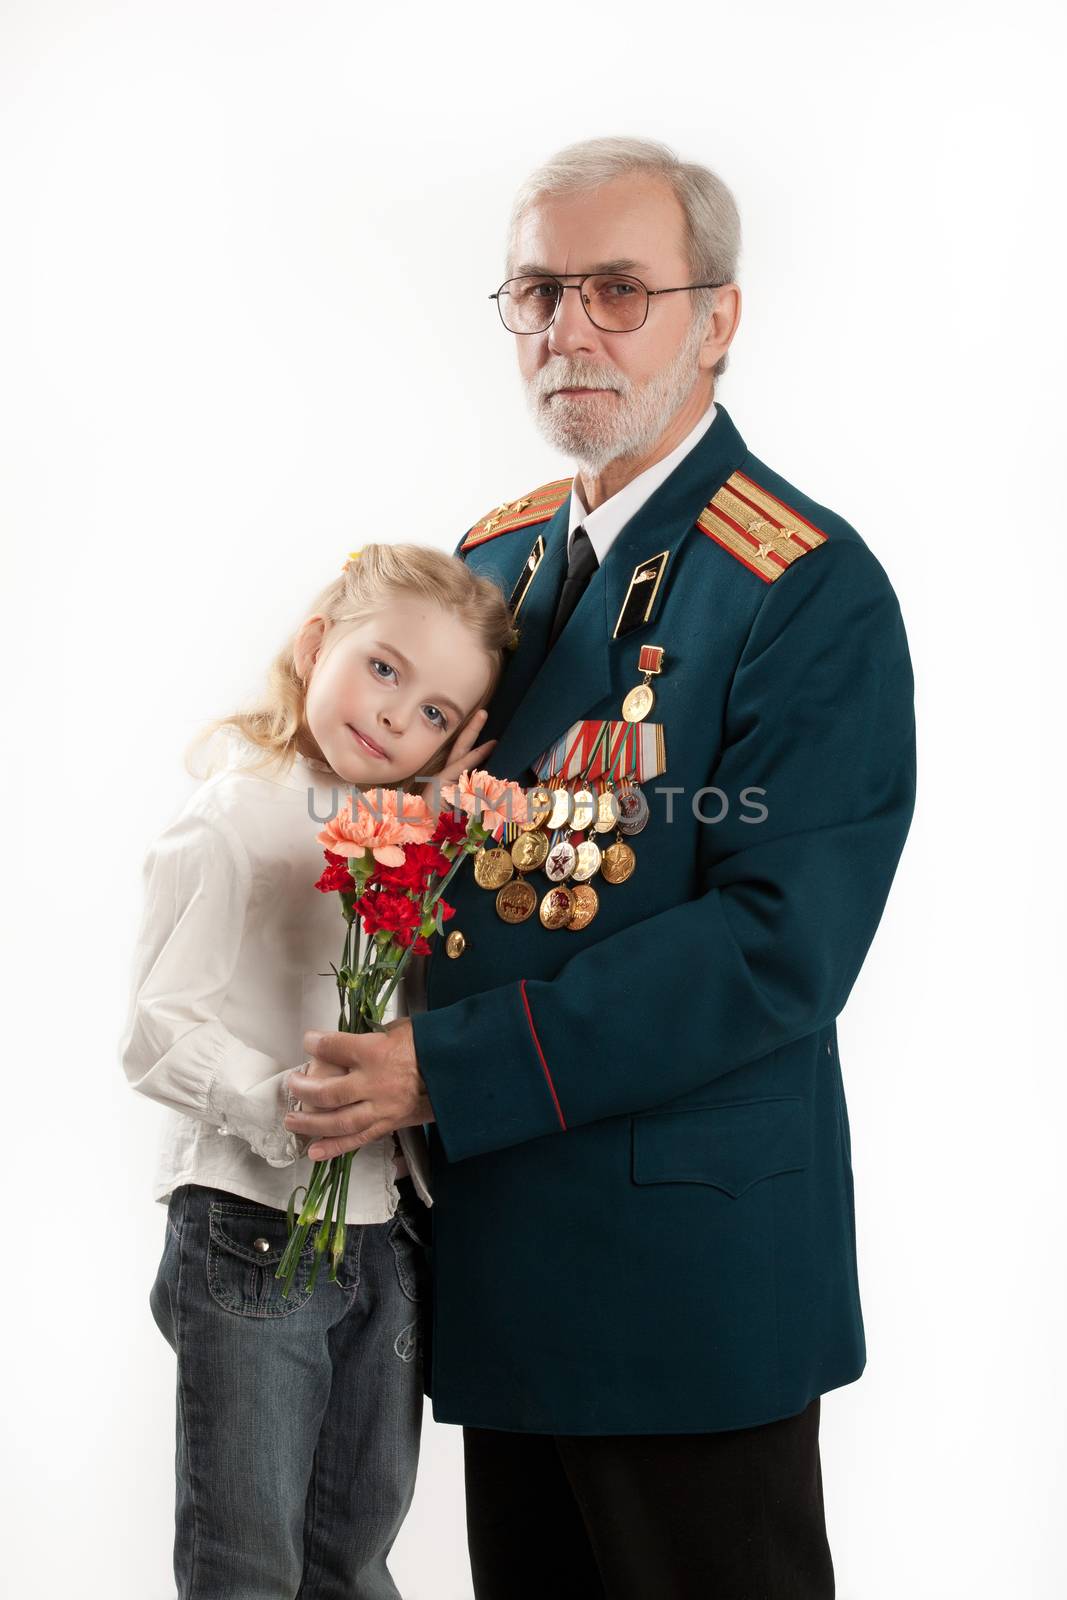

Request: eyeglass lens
left=498, top=275, right=648, bottom=334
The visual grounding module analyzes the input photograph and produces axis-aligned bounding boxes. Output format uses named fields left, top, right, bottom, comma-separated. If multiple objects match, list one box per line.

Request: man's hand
left=283, top=1018, right=434, bottom=1160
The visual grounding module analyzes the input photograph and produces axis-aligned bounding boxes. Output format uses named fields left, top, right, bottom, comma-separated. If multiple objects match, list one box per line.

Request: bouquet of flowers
left=275, top=769, right=528, bottom=1298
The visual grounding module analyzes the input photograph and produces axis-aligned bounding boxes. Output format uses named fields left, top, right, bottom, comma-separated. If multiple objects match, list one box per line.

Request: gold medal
left=621, top=644, right=665, bottom=723
left=525, top=784, right=554, bottom=829
left=496, top=878, right=537, bottom=923
left=539, top=884, right=575, bottom=929
left=601, top=839, right=636, bottom=884
left=544, top=839, right=578, bottom=882
left=571, top=839, right=602, bottom=881
left=474, top=846, right=515, bottom=889
left=621, top=682, right=655, bottom=722
left=566, top=883, right=599, bottom=930
left=511, top=828, right=549, bottom=872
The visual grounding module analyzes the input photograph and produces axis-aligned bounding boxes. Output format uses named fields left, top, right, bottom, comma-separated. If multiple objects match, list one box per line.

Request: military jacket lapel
left=475, top=498, right=572, bottom=747
left=485, top=405, right=749, bottom=781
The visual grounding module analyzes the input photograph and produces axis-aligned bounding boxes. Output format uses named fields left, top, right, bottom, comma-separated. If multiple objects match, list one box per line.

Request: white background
left=2, top=2, right=1065, bottom=1596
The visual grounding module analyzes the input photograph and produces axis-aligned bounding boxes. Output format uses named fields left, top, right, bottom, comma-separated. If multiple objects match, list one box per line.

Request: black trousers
left=463, top=1397, right=834, bottom=1600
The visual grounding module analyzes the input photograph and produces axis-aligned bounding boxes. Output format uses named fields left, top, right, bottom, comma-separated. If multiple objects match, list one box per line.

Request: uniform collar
left=567, top=401, right=718, bottom=566
left=486, top=401, right=748, bottom=781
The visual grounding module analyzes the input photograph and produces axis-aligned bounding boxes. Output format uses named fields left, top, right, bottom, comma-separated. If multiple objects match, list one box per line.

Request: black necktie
left=546, top=526, right=598, bottom=651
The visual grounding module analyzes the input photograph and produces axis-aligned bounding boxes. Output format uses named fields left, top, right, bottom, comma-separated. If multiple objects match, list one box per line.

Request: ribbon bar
left=532, top=719, right=667, bottom=784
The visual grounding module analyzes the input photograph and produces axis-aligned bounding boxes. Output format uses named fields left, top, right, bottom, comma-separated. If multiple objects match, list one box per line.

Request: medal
left=503, top=700, right=663, bottom=927
left=571, top=839, right=602, bottom=881
left=546, top=784, right=572, bottom=830
left=601, top=839, right=636, bottom=884
left=593, top=782, right=620, bottom=833
left=621, top=644, right=665, bottom=723
left=474, top=846, right=515, bottom=889
left=544, top=839, right=578, bottom=882
left=511, top=828, right=549, bottom=872
left=569, top=787, right=596, bottom=831
left=566, top=883, right=599, bottom=930
left=616, top=783, right=650, bottom=836
left=539, top=884, right=575, bottom=929
left=525, top=784, right=554, bottom=829
left=496, top=878, right=537, bottom=923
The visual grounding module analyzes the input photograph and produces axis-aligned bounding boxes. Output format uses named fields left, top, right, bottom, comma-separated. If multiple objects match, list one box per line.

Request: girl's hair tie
left=342, top=548, right=362, bottom=571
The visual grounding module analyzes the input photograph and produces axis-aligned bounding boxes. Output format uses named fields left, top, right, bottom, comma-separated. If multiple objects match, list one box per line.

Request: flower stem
left=329, top=1152, right=354, bottom=1280
left=375, top=841, right=472, bottom=1017
left=276, top=1156, right=333, bottom=1294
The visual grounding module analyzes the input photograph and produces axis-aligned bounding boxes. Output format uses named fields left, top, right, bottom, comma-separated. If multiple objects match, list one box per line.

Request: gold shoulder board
left=696, top=470, right=829, bottom=582
left=461, top=478, right=572, bottom=551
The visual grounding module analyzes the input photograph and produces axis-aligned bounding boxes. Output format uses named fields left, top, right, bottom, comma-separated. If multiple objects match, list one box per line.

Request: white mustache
left=529, top=360, right=630, bottom=401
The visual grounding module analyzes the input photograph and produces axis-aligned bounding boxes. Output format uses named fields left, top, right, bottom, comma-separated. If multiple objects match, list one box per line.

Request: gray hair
left=506, top=136, right=741, bottom=378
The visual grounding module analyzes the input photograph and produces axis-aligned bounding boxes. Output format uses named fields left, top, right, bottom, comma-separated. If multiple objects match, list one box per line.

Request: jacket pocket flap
left=632, top=1096, right=809, bottom=1197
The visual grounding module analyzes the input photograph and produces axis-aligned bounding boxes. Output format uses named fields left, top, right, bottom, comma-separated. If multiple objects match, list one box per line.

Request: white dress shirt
left=567, top=402, right=718, bottom=564
left=119, top=724, right=431, bottom=1221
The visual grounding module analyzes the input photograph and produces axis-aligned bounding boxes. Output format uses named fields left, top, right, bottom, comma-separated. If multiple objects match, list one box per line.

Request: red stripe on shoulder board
left=519, top=979, right=567, bottom=1132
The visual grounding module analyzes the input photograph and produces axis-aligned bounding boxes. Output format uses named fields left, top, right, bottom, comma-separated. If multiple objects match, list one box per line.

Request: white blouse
left=118, top=725, right=432, bottom=1223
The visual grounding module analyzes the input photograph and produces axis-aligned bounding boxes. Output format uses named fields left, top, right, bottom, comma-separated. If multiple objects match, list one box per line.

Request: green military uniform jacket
left=411, top=402, right=916, bottom=1434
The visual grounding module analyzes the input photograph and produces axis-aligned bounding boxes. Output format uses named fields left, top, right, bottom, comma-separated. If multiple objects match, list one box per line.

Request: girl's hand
left=284, top=1057, right=348, bottom=1146
left=303, top=1057, right=348, bottom=1081
left=416, top=708, right=497, bottom=796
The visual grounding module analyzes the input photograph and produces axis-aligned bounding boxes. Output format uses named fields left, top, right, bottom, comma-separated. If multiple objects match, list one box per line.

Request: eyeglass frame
left=489, top=271, right=729, bottom=334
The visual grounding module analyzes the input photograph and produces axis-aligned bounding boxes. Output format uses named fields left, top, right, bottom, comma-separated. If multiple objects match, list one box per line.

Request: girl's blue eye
left=370, top=659, right=448, bottom=732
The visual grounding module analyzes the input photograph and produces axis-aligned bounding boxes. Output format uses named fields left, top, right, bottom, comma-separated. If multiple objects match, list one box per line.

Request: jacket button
left=253, top=1237, right=271, bottom=1253
left=446, top=930, right=467, bottom=959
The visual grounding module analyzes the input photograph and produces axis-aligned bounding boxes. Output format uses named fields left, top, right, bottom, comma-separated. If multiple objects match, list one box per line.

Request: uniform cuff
left=412, top=979, right=567, bottom=1163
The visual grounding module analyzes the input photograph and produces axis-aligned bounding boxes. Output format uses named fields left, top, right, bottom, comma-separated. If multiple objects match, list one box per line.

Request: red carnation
left=431, top=810, right=469, bottom=846
left=354, top=889, right=422, bottom=939
left=374, top=842, right=451, bottom=893
left=314, top=849, right=355, bottom=894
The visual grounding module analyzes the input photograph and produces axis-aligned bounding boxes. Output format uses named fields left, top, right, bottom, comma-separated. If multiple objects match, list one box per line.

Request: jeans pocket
left=388, top=1215, right=429, bottom=1303
left=206, top=1197, right=316, bottom=1317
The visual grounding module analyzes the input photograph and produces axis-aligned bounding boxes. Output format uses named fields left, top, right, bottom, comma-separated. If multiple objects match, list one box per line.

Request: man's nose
left=546, top=285, right=599, bottom=357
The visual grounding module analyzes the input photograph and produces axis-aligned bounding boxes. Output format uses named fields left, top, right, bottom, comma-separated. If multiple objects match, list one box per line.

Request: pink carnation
left=440, top=769, right=529, bottom=836
left=317, top=787, right=436, bottom=868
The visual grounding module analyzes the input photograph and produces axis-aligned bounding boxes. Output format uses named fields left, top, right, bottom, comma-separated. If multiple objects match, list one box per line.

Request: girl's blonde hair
left=187, top=543, right=518, bottom=788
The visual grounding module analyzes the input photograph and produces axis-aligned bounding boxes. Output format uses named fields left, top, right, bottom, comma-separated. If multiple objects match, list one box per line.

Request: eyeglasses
left=490, top=272, right=727, bottom=335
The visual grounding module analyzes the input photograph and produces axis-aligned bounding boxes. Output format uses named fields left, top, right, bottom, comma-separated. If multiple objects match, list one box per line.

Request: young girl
left=120, top=543, right=515, bottom=1599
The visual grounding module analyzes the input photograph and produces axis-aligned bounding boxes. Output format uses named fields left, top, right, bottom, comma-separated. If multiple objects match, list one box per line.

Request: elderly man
left=285, top=136, right=915, bottom=1598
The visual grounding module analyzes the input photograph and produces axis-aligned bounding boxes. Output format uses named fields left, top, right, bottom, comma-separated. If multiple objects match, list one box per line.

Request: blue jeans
left=149, top=1178, right=428, bottom=1600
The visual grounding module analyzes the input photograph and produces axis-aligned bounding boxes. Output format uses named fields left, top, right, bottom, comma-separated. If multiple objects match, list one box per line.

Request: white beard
left=523, top=315, right=708, bottom=473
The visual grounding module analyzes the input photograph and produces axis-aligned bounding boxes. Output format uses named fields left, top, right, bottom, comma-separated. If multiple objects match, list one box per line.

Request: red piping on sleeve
left=519, top=979, right=567, bottom=1132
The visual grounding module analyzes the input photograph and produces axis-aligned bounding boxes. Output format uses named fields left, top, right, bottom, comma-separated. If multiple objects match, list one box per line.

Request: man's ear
left=698, top=282, right=742, bottom=372
left=293, top=615, right=328, bottom=681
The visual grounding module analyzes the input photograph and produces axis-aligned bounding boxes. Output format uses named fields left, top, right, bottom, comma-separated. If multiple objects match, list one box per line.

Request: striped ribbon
left=532, top=718, right=666, bottom=784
